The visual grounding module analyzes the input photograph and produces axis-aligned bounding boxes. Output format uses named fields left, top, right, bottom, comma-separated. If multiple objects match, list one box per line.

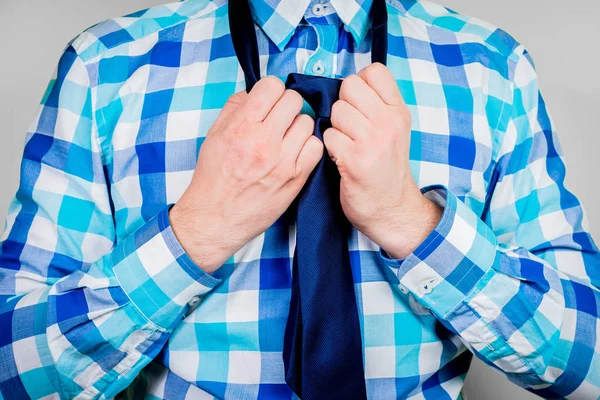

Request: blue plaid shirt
left=1, top=0, right=599, bottom=399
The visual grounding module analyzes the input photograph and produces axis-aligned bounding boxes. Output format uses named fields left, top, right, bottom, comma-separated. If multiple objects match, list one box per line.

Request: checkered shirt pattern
left=1, top=0, right=599, bottom=399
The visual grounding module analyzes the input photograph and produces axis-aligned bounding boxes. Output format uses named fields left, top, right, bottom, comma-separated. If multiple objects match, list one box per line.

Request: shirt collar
left=248, top=0, right=375, bottom=50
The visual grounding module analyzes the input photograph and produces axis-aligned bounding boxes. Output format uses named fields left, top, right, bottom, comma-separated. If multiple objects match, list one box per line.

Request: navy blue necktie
left=229, top=2, right=388, bottom=398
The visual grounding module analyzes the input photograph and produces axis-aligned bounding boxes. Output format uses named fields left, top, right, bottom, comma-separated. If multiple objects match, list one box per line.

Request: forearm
left=378, top=186, right=600, bottom=397
left=0, top=207, right=219, bottom=399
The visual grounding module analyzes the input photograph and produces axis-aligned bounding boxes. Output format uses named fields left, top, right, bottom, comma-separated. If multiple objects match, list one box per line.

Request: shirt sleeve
left=379, top=48, right=600, bottom=398
left=0, top=45, right=220, bottom=400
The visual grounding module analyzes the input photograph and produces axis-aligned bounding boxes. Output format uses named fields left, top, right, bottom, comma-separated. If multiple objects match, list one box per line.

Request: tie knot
left=285, top=73, right=342, bottom=118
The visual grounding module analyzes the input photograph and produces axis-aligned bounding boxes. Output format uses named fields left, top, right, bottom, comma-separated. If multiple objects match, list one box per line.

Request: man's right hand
left=169, top=77, right=321, bottom=273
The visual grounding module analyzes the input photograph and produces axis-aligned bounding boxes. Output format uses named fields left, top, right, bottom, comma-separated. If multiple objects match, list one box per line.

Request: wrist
left=169, top=202, right=231, bottom=274
left=375, top=187, right=442, bottom=260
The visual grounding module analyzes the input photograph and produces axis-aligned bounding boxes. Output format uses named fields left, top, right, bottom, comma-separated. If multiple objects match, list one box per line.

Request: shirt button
left=312, top=60, right=325, bottom=75
left=312, top=3, right=327, bottom=16
left=398, top=284, right=409, bottom=295
left=188, top=296, right=201, bottom=307
left=421, top=278, right=436, bottom=295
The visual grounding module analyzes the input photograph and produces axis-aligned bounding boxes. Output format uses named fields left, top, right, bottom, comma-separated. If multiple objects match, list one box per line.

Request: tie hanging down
left=229, top=2, right=389, bottom=398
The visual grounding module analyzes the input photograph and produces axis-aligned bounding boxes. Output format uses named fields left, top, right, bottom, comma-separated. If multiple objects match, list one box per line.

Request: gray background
left=0, top=1, right=598, bottom=399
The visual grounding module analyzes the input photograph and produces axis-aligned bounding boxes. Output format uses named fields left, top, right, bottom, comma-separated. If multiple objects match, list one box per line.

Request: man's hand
left=324, top=63, right=442, bottom=259
left=170, top=77, right=322, bottom=273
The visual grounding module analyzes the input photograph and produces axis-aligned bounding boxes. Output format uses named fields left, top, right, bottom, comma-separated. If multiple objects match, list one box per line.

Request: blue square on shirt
left=0, top=310, right=16, bottom=347
left=141, top=89, right=175, bottom=120
left=195, top=323, right=230, bottom=351
left=257, top=384, right=292, bottom=399
left=99, top=56, right=131, bottom=84
left=55, top=289, right=89, bottom=323
left=388, top=35, right=408, bottom=58
left=98, top=29, right=135, bottom=50
left=258, top=317, right=286, bottom=352
left=136, top=142, right=166, bottom=174
left=151, top=41, right=183, bottom=68
left=58, top=196, right=95, bottom=232
left=209, top=34, right=236, bottom=60
left=202, top=83, right=237, bottom=110
left=431, top=43, right=464, bottom=67
left=24, top=134, right=53, bottom=163
left=165, top=139, right=198, bottom=172
left=448, top=135, right=476, bottom=170
left=420, top=132, right=449, bottom=165
left=259, top=258, right=291, bottom=290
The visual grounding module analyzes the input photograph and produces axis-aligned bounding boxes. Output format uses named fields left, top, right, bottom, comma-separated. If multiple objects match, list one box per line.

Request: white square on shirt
left=35, top=164, right=70, bottom=196
left=234, top=234, right=265, bottom=264
left=418, top=341, right=443, bottom=374
left=13, top=336, right=43, bottom=373
left=81, top=232, right=114, bottom=264
left=27, top=215, right=58, bottom=252
left=538, top=210, right=570, bottom=242
left=183, top=17, right=216, bottom=42
left=445, top=213, right=476, bottom=256
left=166, top=170, right=194, bottom=205
left=170, top=350, right=201, bottom=383
left=559, top=307, right=577, bottom=343
left=416, top=106, right=450, bottom=135
left=112, top=120, right=141, bottom=151
left=54, top=108, right=81, bottom=143
left=228, top=351, right=261, bottom=384
left=365, top=346, right=396, bottom=378
left=226, top=290, right=259, bottom=323
left=166, top=110, right=202, bottom=141
left=361, top=281, right=395, bottom=315
left=418, top=161, right=450, bottom=188
left=175, top=63, right=210, bottom=89
left=408, top=58, right=442, bottom=85
left=114, top=175, right=143, bottom=208
left=137, top=233, right=175, bottom=278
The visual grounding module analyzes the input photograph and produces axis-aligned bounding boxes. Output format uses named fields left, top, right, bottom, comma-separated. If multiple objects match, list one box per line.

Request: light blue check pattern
left=1, top=0, right=599, bottom=399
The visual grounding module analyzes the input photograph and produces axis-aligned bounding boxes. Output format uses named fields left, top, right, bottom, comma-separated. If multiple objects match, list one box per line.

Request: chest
left=96, top=23, right=504, bottom=239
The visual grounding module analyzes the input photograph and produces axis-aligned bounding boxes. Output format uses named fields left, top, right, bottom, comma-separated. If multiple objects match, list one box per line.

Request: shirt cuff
left=379, top=185, right=498, bottom=317
left=111, top=205, right=221, bottom=331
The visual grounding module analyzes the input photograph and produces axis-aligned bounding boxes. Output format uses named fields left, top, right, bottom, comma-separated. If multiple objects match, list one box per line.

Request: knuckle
left=227, top=91, right=246, bottom=106
left=330, top=101, right=346, bottom=126
left=259, top=76, right=285, bottom=95
left=285, top=89, right=304, bottom=112
left=297, top=114, right=314, bottom=131
left=367, top=62, right=386, bottom=76
left=340, top=75, right=359, bottom=97
left=398, top=106, right=412, bottom=125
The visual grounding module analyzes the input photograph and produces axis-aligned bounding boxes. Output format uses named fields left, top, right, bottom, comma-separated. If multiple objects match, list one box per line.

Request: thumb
left=322, top=127, right=352, bottom=165
left=295, top=136, right=323, bottom=182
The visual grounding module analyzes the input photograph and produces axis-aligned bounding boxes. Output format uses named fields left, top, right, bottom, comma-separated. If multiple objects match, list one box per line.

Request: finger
left=282, top=114, right=315, bottom=157
left=216, top=90, right=247, bottom=123
left=323, top=127, right=353, bottom=164
left=295, top=136, right=323, bottom=181
left=339, top=74, right=385, bottom=121
left=243, top=76, right=286, bottom=122
left=330, top=100, right=371, bottom=141
left=263, top=90, right=304, bottom=138
left=357, top=63, right=405, bottom=107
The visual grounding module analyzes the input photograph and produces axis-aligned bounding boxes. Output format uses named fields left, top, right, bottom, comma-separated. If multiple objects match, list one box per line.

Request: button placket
left=303, top=23, right=337, bottom=78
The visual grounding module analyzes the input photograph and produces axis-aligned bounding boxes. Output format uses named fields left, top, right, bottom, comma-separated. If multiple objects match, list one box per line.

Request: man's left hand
left=324, top=63, right=442, bottom=259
